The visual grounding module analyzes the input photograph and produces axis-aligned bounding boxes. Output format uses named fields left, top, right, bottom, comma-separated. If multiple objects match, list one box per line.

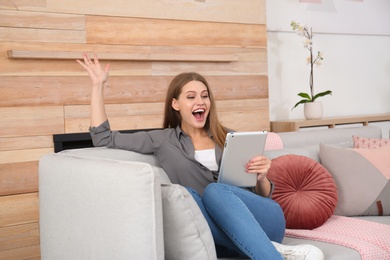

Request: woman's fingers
left=77, top=53, right=110, bottom=84
left=245, top=156, right=271, bottom=174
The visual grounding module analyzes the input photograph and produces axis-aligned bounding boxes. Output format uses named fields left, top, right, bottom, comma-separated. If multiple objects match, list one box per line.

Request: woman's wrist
left=255, top=178, right=272, bottom=197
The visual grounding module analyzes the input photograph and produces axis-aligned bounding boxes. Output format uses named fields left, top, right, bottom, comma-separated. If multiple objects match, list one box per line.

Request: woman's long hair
left=163, top=72, right=228, bottom=148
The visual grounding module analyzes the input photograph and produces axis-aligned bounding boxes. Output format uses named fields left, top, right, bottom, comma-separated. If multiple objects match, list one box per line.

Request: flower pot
left=304, top=102, right=323, bottom=120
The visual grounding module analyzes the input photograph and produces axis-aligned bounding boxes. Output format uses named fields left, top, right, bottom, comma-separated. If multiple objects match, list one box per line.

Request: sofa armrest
left=39, top=153, right=164, bottom=260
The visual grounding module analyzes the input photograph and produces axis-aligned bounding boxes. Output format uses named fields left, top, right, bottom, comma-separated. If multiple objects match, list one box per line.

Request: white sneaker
left=271, top=242, right=324, bottom=260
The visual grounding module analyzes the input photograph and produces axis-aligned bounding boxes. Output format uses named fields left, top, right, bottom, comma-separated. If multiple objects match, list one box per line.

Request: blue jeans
left=187, top=183, right=285, bottom=260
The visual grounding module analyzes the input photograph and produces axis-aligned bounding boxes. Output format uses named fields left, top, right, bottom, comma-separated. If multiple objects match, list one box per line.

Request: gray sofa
left=39, top=125, right=390, bottom=260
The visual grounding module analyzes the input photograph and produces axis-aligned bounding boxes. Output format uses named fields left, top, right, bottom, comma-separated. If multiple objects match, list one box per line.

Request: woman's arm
left=77, top=53, right=110, bottom=127
left=245, top=156, right=272, bottom=197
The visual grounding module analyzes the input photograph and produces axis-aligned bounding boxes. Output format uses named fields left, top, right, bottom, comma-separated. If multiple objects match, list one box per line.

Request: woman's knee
left=203, top=183, right=229, bottom=200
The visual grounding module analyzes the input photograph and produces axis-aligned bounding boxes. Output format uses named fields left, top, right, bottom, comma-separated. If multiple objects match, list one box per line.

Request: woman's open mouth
left=192, top=108, right=205, bottom=121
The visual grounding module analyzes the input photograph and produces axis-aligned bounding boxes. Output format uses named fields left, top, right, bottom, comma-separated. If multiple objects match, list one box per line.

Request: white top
left=194, top=148, right=218, bottom=171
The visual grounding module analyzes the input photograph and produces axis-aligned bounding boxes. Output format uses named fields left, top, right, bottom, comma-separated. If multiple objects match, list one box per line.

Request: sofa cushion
left=264, top=132, right=284, bottom=150
left=39, top=154, right=164, bottom=259
left=161, top=184, right=217, bottom=260
left=267, top=154, right=338, bottom=229
left=353, top=136, right=390, bottom=149
left=320, top=144, right=390, bottom=216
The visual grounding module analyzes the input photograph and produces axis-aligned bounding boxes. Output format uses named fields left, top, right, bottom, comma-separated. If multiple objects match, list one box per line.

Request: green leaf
left=297, top=92, right=312, bottom=100
left=291, top=99, right=310, bottom=110
left=312, top=90, right=332, bottom=102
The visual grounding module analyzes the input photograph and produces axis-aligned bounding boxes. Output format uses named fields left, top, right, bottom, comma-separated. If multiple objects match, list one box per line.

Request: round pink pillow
left=267, top=154, right=338, bottom=229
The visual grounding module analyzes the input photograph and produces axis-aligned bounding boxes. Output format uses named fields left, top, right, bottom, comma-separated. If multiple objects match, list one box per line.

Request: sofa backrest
left=60, top=147, right=161, bottom=166
left=278, top=125, right=382, bottom=148
left=264, top=125, right=382, bottom=162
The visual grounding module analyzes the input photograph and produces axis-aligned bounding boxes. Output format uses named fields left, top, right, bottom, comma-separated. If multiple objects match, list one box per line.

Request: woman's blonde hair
left=163, top=72, right=228, bottom=148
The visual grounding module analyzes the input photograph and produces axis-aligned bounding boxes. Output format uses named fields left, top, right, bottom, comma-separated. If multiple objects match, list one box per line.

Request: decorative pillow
left=161, top=184, right=217, bottom=260
left=264, top=132, right=284, bottom=151
left=353, top=136, right=390, bottom=149
left=267, top=154, right=338, bottom=229
left=319, top=144, right=390, bottom=216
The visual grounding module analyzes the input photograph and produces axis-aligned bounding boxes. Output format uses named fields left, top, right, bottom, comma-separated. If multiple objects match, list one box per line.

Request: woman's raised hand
left=77, top=53, right=109, bottom=127
left=77, top=53, right=110, bottom=86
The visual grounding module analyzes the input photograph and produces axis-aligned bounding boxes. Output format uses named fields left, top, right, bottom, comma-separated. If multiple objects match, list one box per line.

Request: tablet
left=217, top=131, right=268, bottom=187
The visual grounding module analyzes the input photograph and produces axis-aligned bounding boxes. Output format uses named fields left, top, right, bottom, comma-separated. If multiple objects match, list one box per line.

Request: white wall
left=266, top=0, right=390, bottom=135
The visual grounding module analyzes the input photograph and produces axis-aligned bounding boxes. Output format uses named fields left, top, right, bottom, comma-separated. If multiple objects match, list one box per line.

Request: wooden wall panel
left=0, top=148, right=52, bottom=164
left=0, top=161, right=39, bottom=196
left=65, top=115, right=164, bottom=133
left=0, top=27, right=86, bottom=44
left=0, top=10, right=85, bottom=30
left=0, top=0, right=45, bottom=11
left=65, top=103, right=165, bottom=119
left=152, top=61, right=268, bottom=76
left=0, top=106, right=64, bottom=137
left=0, top=245, right=40, bottom=260
left=0, top=0, right=268, bottom=258
left=46, top=0, right=266, bottom=24
left=0, top=75, right=267, bottom=106
left=0, top=136, right=52, bottom=151
left=86, top=16, right=267, bottom=47
left=219, top=111, right=269, bottom=132
left=0, top=193, right=39, bottom=227
left=0, top=223, right=39, bottom=251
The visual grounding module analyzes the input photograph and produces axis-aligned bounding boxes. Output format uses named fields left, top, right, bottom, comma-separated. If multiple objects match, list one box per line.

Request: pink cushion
left=264, top=132, right=284, bottom=151
left=267, top=154, right=338, bottom=229
left=353, top=136, right=390, bottom=149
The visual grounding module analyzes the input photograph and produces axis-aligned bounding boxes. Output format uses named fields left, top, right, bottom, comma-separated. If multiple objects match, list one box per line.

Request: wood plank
left=65, top=114, right=164, bottom=133
left=2, top=42, right=253, bottom=58
left=0, top=136, right=53, bottom=151
left=46, top=0, right=265, bottom=24
left=86, top=16, right=267, bottom=47
left=65, top=103, right=165, bottom=119
left=217, top=99, right=269, bottom=112
left=152, top=61, right=268, bottom=76
left=0, top=244, right=40, bottom=260
left=1, top=43, right=262, bottom=77
left=218, top=99, right=270, bottom=131
left=0, top=27, right=85, bottom=44
left=219, top=110, right=270, bottom=132
left=0, top=10, right=85, bottom=30
left=0, top=223, right=39, bottom=251
left=0, top=161, right=39, bottom=196
left=0, top=106, right=64, bottom=137
left=0, top=42, right=267, bottom=76
left=0, top=0, right=45, bottom=11
left=0, top=59, right=150, bottom=77
left=7, top=50, right=238, bottom=62
left=0, top=75, right=267, bottom=107
left=0, top=193, right=39, bottom=227
left=0, top=148, right=53, bottom=164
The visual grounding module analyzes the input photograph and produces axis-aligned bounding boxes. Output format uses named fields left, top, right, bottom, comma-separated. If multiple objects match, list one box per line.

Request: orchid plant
left=291, top=21, right=332, bottom=110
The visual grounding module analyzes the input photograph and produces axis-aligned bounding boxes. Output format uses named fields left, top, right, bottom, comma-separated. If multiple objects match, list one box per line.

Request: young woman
left=77, top=53, right=324, bottom=260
